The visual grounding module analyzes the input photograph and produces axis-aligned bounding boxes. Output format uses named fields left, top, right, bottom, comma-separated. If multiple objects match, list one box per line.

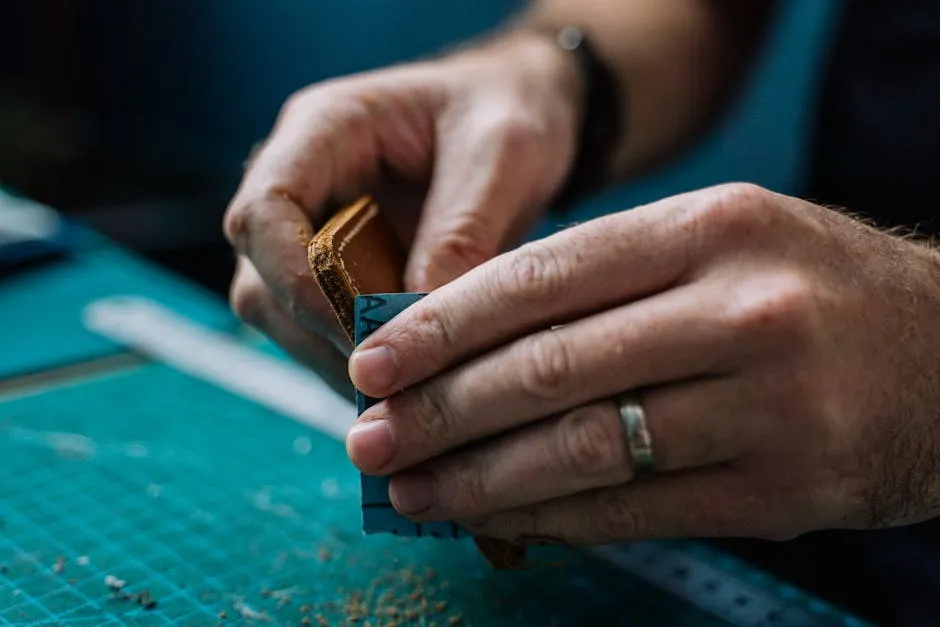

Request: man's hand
left=222, top=32, right=582, bottom=393
left=347, top=183, right=940, bottom=544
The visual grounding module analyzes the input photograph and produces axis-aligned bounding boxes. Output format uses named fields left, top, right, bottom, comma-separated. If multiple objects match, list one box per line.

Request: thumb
left=404, top=114, right=549, bottom=292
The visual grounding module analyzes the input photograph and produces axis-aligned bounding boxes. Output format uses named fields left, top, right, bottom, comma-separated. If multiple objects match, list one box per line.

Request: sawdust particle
left=104, top=575, right=126, bottom=591
left=138, top=590, right=158, bottom=610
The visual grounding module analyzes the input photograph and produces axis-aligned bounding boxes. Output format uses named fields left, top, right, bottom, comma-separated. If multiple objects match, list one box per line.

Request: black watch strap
left=543, top=27, right=626, bottom=212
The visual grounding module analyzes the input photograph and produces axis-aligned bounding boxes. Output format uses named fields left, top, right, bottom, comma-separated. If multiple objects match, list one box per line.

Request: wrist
left=544, top=26, right=625, bottom=210
left=487, top=27, right=587, bottom=117
left=451, top=24, right=624, bottom=211
left=447, top=27, right=586, bottom=123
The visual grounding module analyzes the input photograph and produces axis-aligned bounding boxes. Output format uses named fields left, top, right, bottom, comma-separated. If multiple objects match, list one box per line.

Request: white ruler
left=82, top=296, right=355, bottom=440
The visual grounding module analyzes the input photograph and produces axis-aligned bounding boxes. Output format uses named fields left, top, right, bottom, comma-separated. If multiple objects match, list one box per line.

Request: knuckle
left=687, top=490, right=740, bottom=536
left=279, top=87, right=315, bottom=123
left=222, top=200, right=251, bottom=247
left=594, top=492, right=649, bottom=541
left=404, top=382, right=460, bottom=445
left=713, top=181, right=772, bottom=213
left=726, top=272, right=818, bottom=344
left=432, top=223, right=495, bottom=276
left=223, top=192, right=288, bottom=251
left=483, top=112, right=546, bottom=156
left=408, top=306, right=457, bottom=356
left=446, top=460, right=490, bottom=515
left=708, top=182, right=773, bottom=225
left=684, top=182, right=774, bottom=251
left=229, top=279, right=267, bottom=328
left=517, top=332, right=576, bottom=405
left=556, top=408, right=626, bottom=479
left=499, top=243, right=572, bottom=306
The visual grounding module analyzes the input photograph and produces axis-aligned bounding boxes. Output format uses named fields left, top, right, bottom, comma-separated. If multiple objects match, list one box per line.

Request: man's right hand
left=222, top=31, right=584, bottom=395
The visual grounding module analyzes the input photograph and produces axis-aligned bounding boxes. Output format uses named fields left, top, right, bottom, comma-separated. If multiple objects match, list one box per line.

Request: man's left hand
left=345, top=183, right=940, bottom=544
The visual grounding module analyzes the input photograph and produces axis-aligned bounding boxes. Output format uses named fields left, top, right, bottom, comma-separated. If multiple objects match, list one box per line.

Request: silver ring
left=616, top=394, right=655, bottom=474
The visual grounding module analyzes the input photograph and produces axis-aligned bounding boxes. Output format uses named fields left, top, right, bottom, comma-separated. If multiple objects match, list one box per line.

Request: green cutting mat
left=0, top=364, right=706, bottom=626
left=0, top=362, right=867, bottom=626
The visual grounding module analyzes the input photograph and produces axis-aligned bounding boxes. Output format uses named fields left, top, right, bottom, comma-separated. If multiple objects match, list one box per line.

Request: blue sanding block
left=354, top=293, right=473, bottom=538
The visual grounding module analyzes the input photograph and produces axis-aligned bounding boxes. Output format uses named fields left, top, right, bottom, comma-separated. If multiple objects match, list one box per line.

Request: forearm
left=519, top=0, right=777, bottom=181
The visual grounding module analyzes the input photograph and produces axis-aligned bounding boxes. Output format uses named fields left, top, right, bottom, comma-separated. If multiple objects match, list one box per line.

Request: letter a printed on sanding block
left=354, top=293, right=472, bottom=539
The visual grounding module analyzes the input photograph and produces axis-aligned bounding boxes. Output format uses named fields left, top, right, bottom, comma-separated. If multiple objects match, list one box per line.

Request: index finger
left=223, top=89, right=377, bottom=338
left=224, top=188, right=344, bottom=340
left=225, top=86, right=371, bottom=241
left=348, top=189, right=703, bottom=398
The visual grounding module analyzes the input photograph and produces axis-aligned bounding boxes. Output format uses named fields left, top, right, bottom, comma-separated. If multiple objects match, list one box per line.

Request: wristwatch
left=544, top=26, right=626, bottom=212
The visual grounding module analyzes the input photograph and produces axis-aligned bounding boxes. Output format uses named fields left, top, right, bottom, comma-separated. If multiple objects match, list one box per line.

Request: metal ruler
left=591, top=542, right=865, bottom=627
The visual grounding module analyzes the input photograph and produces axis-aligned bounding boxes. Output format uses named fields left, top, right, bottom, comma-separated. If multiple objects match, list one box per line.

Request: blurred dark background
left=0, top=0, right=523, bottom=294
left=0, top=0, right=841, bottom=299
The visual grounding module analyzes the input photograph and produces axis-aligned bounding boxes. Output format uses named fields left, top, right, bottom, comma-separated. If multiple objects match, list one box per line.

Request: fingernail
left=346, top=420, right=394, bottom=471
left=390, top=472, right=435, bottom=515
left=349, top=346, right=398, bottom=394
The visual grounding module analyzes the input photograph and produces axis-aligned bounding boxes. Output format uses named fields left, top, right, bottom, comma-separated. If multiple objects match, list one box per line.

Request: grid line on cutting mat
left=0, top=362, right=856, bottom=626
left=6, top=488, right=225, bottom=622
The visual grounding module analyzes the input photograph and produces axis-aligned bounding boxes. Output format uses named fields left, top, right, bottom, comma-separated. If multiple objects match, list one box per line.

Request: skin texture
left=219, top=2, right=940, bottom=544
left=223, top=32, right=582, bottom=396
left=222, top=1, right=770, bottom=397
left=347, top=183, right=940, bottom=544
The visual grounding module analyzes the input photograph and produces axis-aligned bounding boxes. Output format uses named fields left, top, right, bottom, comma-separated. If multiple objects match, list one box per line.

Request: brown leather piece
left=307, top=196, right=522, bottom=570
left=307, top=196, right=405, bottom=343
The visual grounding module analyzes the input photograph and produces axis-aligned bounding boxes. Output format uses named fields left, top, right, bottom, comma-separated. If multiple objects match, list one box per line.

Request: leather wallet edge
left=306, top=196, right=378, bottom=343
